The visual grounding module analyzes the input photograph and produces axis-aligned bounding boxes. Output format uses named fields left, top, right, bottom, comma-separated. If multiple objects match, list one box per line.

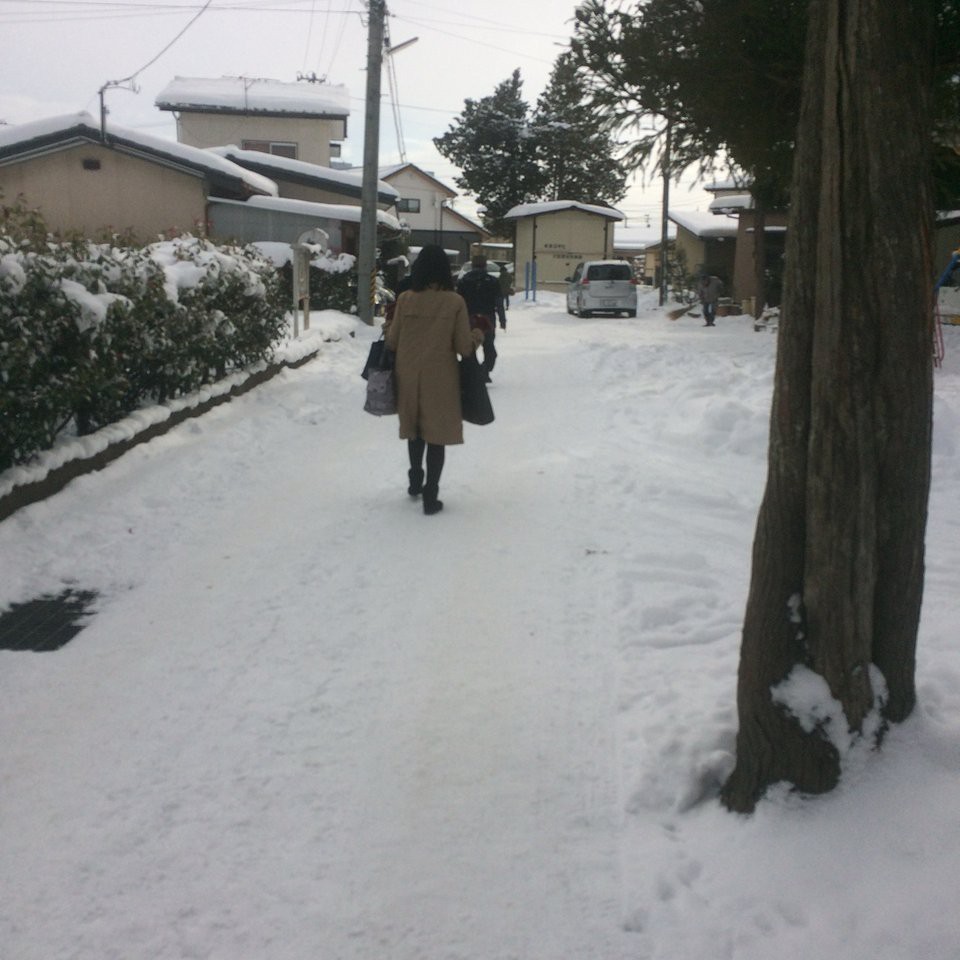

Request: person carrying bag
left=382, top=245, right=484, bottom=515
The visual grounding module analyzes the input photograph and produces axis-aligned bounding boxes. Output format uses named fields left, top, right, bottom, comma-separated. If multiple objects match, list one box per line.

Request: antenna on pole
left=98, top=80, right=139, bottom=141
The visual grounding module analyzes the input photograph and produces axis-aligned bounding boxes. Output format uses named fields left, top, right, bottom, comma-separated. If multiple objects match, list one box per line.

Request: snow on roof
left=614, top=223, right=676, bottom=249
left=705, top=177, right=753, bottom=192
left=370, top=162, right=457, bottom=195
left=708, top=193, right=754, bottom=213
left=438, top=205, right=487, bottom=234
left=504, top=200, right=625, bottom=221
left=207, top=146, right=399, bottom=201
left=668, top=209, right=739, bottom=238
left=0, top=112, right=278, bottom=197
left=244, top=194, right=401, bottom=230
left=155, top=77, right=351, bottom=118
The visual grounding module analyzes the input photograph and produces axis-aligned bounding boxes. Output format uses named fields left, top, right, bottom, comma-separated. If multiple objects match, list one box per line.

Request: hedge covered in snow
left=0, top=202, right=289, bottom=471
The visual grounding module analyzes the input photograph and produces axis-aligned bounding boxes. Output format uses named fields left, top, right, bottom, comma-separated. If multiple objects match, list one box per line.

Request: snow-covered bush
left=0, top=200, right=287, bottom=470
left=275, top=247, right=359, bottom=314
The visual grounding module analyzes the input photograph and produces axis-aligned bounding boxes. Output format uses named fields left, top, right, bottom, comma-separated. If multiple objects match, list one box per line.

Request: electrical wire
left=107, top=0, right=213, bottom=84
left=382, top=18, right=407, bottom=161
left=301, top=0, right=318, bottom=70
left=318, top=0, right=353, bottom=78
left=390, top=13, right=558, bottom=64
left=0, top=0, right=357, bottom=24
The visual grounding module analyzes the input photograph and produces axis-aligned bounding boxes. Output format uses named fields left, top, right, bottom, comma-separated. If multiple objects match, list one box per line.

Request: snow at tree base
left=2, top=290, right=959, bottom=960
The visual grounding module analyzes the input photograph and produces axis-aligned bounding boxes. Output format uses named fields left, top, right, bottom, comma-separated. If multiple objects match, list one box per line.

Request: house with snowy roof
left=614, top=222, right=676, bottom=286
left=503, top=200, right=626, bottom=291
left=366, top=162, right=487, bottom=264
left=210, top=194, right=402, bottom=259
left=156, top=76, right=350, bottom=167
left=0, top=112, right=276, bottom=241
left=668, top=207, right=741, bottom=296
left=211, top=146, right=398, bottom=209
left=200, top=147, right=402, bottom=254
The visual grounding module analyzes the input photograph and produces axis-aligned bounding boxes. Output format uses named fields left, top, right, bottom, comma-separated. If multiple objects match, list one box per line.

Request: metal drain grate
left=0, top=589, right=98, bottom=652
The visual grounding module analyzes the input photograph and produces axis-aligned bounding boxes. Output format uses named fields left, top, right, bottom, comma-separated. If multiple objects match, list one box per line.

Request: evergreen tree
left=530, top=53, right=628, bottom=204
left=572, top=0, right=960, bottom=209
left=433, top=70, right=541, bottom=236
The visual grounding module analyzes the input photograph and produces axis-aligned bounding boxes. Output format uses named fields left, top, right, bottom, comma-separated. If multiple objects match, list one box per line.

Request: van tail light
left=630, top=278, right=639, bottom=285
left=581, top=277, right=590, bottom=285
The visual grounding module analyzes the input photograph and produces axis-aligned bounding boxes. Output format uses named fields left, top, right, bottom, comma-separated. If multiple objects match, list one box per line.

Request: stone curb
left=0, top=349, right=320, bottom=525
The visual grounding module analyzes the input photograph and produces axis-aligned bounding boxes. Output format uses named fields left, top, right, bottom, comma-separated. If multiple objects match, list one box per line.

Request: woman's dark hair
left=410, top=244, right=454, bottom=291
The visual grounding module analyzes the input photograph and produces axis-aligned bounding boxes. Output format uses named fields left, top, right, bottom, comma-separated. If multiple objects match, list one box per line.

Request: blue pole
left=935, top=251, right=960, bottom=292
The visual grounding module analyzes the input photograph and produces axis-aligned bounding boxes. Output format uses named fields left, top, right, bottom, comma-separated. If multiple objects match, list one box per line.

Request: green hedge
left=0, top=203, right=289, bottom=471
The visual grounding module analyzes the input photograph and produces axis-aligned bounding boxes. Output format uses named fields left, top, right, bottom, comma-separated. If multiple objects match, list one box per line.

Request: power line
left=0, top=0, right=357, bottom=24
left=390, top=13, right=558, bottom=64
left=96, top=0, right=213, bottom=133
left=118, top=0, right=213, bottom=82
left=390, top=0, right=569, bottom=41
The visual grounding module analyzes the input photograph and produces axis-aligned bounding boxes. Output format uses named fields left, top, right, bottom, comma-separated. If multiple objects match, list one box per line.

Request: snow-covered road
left=3, top=293, right=960, bottom=960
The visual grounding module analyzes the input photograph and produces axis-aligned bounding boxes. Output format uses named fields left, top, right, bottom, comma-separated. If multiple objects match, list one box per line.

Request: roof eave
left=156, top=103, right=349, bottom=121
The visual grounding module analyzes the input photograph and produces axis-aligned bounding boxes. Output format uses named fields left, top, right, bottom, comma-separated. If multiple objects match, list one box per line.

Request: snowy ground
left=2, top=290, right=959, bottom=960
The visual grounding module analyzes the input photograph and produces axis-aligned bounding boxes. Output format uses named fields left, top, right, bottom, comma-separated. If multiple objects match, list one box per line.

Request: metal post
left=659, top=120, right=672, bottom=307
left=357, top=0, right=386, bottom=325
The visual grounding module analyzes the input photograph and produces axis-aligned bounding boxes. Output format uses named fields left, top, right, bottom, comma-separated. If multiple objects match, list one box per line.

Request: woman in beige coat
left=384, top=245, right=484, bottom=515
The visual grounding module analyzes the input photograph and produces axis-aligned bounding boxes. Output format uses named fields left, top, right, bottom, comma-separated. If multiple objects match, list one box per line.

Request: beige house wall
left=175, top=114, right=346, bottom=166
left=385, top=167, right=454, bottom=235
left=0, top=144, right=208, bottom=240
left=673, top=225, right=706, bottom=281
left=512, top=210, right=617, bottom=290
left=641, top=244, right=669, bottom=285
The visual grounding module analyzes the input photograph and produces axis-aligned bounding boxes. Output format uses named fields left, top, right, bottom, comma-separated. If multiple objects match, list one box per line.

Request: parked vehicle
left=566, top=260, right=638, bottom=317
left=456, top=260, right=501, bottom=281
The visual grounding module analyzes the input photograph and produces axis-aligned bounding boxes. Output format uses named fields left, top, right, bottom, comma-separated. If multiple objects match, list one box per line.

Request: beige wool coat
left=384, top=287, right=481, bottom=445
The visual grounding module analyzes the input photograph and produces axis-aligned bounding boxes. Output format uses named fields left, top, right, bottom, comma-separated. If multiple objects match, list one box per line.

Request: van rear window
left=586, top=264, right=632, bottom=281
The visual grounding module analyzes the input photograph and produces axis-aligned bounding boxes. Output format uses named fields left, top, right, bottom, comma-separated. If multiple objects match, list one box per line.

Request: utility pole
left=659, top=119, right=672, bottom=307
left=357, top=0, right=386, bottom=325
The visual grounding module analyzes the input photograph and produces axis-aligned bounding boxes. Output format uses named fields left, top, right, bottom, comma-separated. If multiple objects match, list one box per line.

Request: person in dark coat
left=497, top=264, right=513, bottom=327
left=456, top=254, right=503, bottom=382
left=384, top=245, right=484, bottom=515
left=698, top=274, right=723, bottom=326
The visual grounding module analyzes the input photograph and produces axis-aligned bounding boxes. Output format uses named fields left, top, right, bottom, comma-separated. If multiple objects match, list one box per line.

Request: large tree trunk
left=753, top=201, right=767, bottom=319
left=722, top=0, right=935, bottom=814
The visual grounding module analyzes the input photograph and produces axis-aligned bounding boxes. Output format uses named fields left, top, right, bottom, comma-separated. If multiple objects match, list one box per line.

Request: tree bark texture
left=753, top=203, right=766, bottom=318
left=722, top=0, right=935, bottom=813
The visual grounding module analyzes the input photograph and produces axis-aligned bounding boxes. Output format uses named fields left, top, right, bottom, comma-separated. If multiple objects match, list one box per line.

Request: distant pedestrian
left=497, top=264, right=513, bottom=328
left=699, top=274, right=723, bottom=326
left=457, top=254, right=503, bottom=382
left=383, top=245, right=484, bottom=515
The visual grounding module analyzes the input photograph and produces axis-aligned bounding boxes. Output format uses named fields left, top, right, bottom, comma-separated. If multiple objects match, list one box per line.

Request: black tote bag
left=459, top=355, right=495, bottom=426
left=361, top=337, right=394, bottom=381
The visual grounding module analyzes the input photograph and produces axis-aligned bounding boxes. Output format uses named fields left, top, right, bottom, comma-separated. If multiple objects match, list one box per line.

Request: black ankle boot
left=422, top=484, right=443, bottom=515
left=407, top=468, right=424, bottom=497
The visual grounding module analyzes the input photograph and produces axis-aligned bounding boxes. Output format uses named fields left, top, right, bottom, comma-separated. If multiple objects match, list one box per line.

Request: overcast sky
left=0, top=0, right=715, bottom=225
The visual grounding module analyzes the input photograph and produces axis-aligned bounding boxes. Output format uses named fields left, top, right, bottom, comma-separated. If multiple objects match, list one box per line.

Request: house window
left=329, top=143, right=342, bottom=158
left=241, top=140, right=298, bottom=159
left=396, top=198, right=421, bottom=213
left=81, top=157, right=101, bottom=171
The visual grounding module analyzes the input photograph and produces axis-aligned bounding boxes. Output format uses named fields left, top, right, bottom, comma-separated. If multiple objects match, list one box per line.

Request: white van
left=566, top=260, right=638, bottom=317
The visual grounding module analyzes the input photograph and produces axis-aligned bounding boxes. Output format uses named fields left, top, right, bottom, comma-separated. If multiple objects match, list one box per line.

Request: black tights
left=408, top=438, right=445, bottom=486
